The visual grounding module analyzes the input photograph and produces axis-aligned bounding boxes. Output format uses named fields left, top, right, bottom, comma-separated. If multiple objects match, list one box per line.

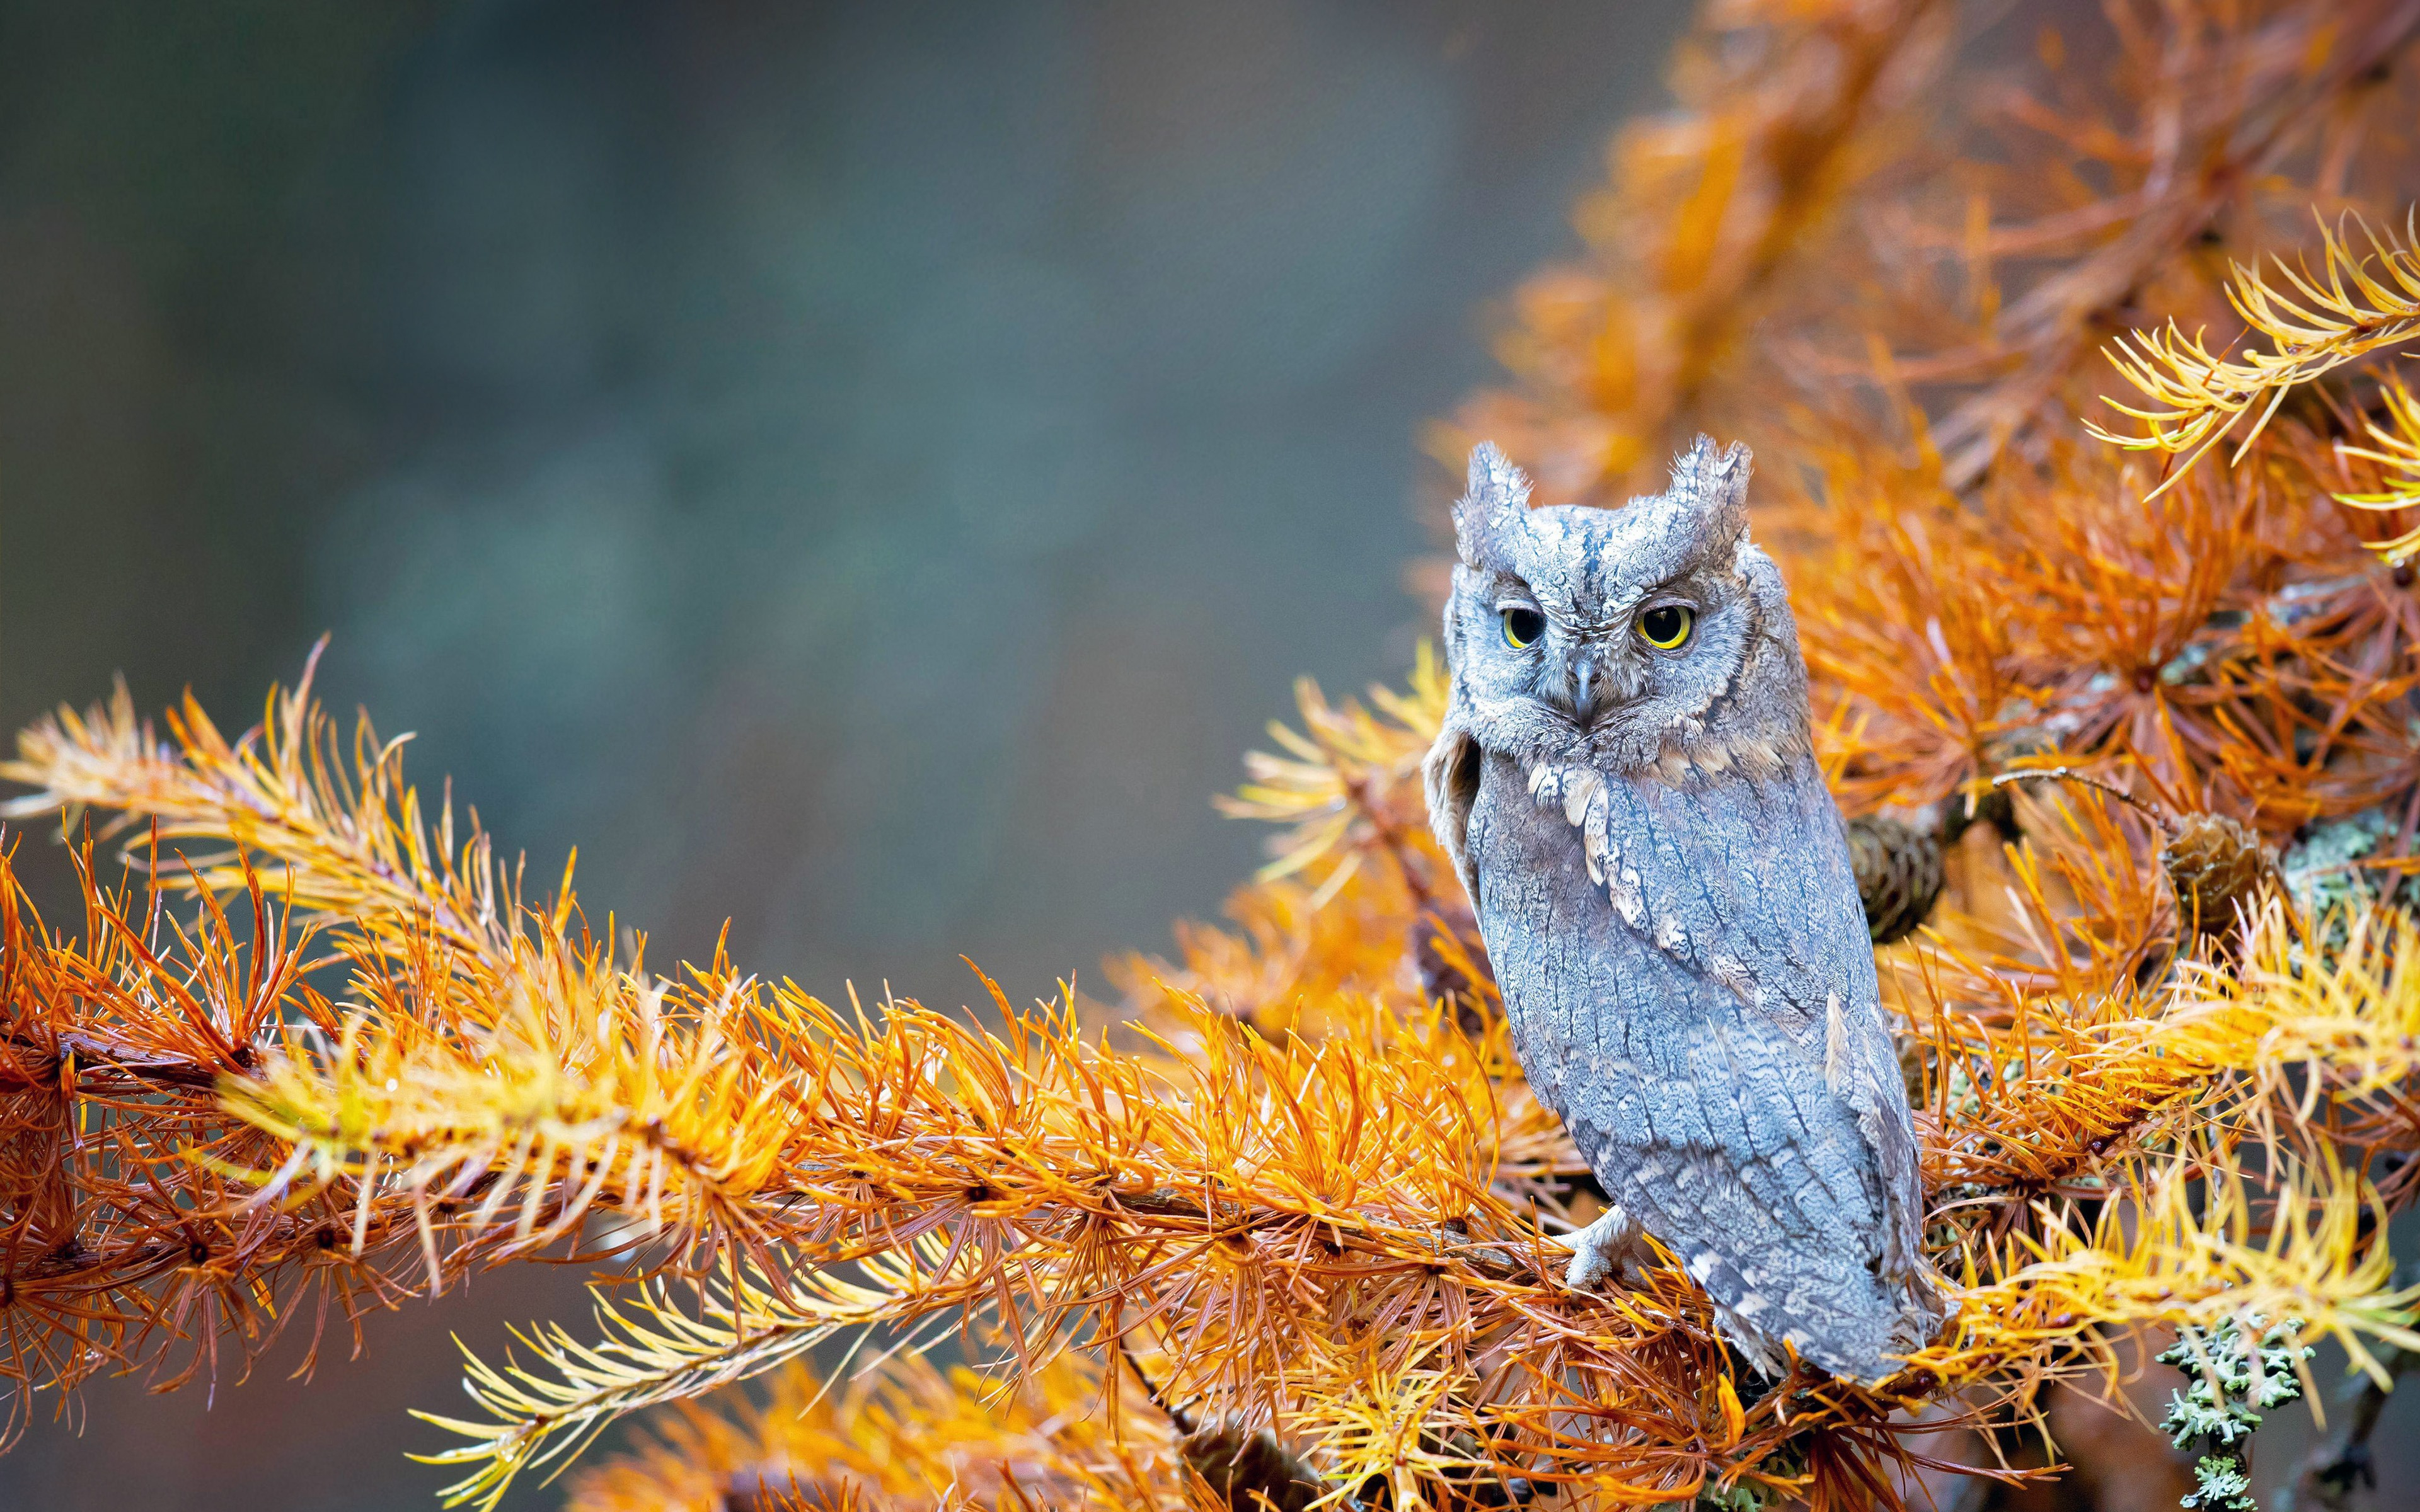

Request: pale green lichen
left=2157, top=1316, right=2311, bottom=1512
left=1690, top=1441, right=1803, bottom=1512
left=2281, top=810, right=2395, bottom=918
left=1694, top=1481, right=1785, bottom=1512
left=2189, top=1456, right=2254, bottom=1509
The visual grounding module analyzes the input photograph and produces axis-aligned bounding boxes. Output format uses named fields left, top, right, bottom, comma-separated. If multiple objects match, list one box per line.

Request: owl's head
left=1441, top=437, right=1809, bottom=780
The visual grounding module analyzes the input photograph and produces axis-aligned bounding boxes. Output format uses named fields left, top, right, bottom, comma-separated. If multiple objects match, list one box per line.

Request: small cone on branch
left=1180, top=1418, right=1328, bottom=1512
left=1847, top=814, right=1945, bottom=946
left=1124, top=1340, right=1334, bottom=1511
left=1989, top=768, right=2283, bottom=946
left=2160, top=811, right=2280, bottom=939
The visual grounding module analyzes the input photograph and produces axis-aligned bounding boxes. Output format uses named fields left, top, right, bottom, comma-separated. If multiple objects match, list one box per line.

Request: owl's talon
left=1559, top=1205, right=1640, bottom=1292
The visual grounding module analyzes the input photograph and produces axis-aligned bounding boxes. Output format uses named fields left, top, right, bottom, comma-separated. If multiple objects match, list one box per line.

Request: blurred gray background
left=0, top=1, right=1689, bottom=1506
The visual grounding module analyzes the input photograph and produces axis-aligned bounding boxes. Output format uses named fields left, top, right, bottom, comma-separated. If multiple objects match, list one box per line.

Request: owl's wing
left=1525, top=753, right=1871, bottom=1041
left=1530, top=752, right=1929, bottom=1282
left=1423, top=723, right=1482, bottom=903
left=1469, top=751, right=1936, bottom=1380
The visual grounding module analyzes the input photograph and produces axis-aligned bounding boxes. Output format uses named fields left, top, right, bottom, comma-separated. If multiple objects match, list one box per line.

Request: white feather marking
left=1527, top=761, right=1557, bottom=801
left=1824, top=992, right=1848, bottom=1092
left=1581, top=791, right=1620, bottom=886
left=1560, top=767, right=1601, bottom=827
left=1610, top=867, right=1645, bottom=925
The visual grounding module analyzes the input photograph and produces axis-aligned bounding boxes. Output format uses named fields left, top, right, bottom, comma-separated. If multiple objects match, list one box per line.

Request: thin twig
left=0, top=1029, right=258, bottom=1092
left=1990, top=768, right=2177, bottom=835
left=1115, top=1331, right=1197, bottom=1436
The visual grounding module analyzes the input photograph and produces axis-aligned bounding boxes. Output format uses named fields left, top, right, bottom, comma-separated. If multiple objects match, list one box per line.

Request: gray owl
left=1422, top=438, right=1944, bottom=1385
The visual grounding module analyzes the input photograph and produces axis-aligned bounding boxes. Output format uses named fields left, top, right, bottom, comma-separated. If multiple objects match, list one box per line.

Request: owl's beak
left=1559, top=650, right=1603, bottom=727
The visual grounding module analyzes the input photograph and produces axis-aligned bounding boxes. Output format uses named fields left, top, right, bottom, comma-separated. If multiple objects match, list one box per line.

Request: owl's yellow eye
left=1501, top=605, right=1546, bottom=650
left=1638, top=604, right=1693, bottom=650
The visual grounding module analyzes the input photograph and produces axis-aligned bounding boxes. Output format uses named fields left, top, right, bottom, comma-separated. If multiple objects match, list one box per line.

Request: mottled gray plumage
left=1422, top=438, right=1944, bottom=1384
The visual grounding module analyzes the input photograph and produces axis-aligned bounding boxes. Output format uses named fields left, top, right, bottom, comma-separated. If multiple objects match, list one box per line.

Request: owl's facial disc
left=1446, top=436, right=1807, bottom=780
left=1548, top=592, right=1702, bottom=728
left=1487, top=573, right=1688, bottom=731
left=1452, top=518, right=1772, bottom=769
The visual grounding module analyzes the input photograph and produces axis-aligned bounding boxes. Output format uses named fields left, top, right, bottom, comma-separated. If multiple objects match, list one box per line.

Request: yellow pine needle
left=1293, top=1348, right=1471, bottom=1512
left=1929, top=1148, right=2419, bottom=1389
left=416, top=988, right=1591, bottom=1503
left=1218, top=643, right=1448, bottom=895
left=2333, top=375, right=2420, bottom=562
left=221, top=972, right=804, bottom=1278
left=562, top=1348, right=1176, bottom=1512
left=1, top=644, right=519, bottom=963
left=2088, top=210, right=2420, bottom=495
left=2172, top=902, right=2420, bottom=1102
left=415, top=1258, right=930, bottom=1510
left=1906, top=895, right=2420, bottom=1218
left=212, top=936, right=1590, bottom=1496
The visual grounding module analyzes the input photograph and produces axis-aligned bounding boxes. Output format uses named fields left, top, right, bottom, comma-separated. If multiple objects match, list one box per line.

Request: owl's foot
left=1559, top=1205, right=1643, bottom=1292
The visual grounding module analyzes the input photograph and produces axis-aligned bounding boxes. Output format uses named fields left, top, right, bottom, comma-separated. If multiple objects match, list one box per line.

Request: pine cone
left=1848, top=814, right=1945, bottom=946
left=1182, top=1417, right=1328, bottom=1512
left=1182, top=1419, right=1538, bottom=1510
left=2161, top=813, right=2279, bottom=937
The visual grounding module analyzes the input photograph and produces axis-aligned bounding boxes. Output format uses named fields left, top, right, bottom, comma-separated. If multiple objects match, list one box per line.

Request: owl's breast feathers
left=1454, top=742, right=1943, bottom=1384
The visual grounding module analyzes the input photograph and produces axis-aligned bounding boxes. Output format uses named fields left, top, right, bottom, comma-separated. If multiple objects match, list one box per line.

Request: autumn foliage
left=9, top=2, right=2420, bottom=1508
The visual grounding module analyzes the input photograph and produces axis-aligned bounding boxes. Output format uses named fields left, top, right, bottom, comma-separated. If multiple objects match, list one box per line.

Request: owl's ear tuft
left=1669, top=434, right=1753, bottom=558
left=1453, top=442, right=1532, bottom=567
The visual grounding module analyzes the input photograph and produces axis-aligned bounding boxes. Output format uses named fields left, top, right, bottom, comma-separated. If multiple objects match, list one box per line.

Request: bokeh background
left=0, top=1, right=1691, bottom=1506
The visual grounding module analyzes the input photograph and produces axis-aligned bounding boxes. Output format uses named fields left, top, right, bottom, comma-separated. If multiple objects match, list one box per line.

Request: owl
left=1422, top=437, right=1944, bottom=1385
